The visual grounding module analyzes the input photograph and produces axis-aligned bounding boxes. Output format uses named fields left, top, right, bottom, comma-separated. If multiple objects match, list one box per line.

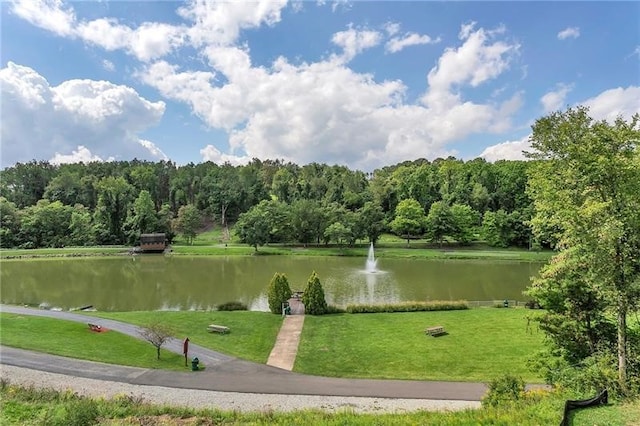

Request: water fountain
left=365, top=242, right=378, bottom=273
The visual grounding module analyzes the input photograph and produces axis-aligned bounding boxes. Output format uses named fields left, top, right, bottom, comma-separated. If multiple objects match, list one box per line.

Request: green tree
left=20, top=200, right=74, bottom=248
left=450, top=203, right=479, bottom=245
left=69, top=205, right=95, bottom=246
left=267, top=272, right=292, bottom=314
left=526, top=107, right=640, bottom=393
left=357, top=201, right=386, bottom=244
left=172, top=204, right=201, bottom=245
left=235, top=201, right=272, bottom=251
left=389, top=198, right=425, bottom=245
left=93, top=176, right=133, bottom=244
left=301, top=271, right=328, bottom=315
left=124, top=190, right=158, bottom=244
left=425, top=201, right=455, bottom=246
left=0, top=197, right=21, bottom=248
left=324, top=222, right=351, bottom=247
left=482, top=210, right=513, bottom=248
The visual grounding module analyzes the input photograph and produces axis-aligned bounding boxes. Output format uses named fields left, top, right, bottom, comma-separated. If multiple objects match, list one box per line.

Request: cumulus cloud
left=50, top=145, right=106, bottom=164
left=480, top=85, right=640, bottom=162
left=200, top=145, right=250, bottom=166
left=0, top=62, right=166, bottom=168
left=540, top=83, right=573, bottom=113
left=582, top=86, right=640, bottom=122
left=557, top=27, right=580, bottom=40
left=331, top=26, right=382, bottom=62
left=480, top=136, right=531, bottom=162
left=139, top=23, right=522, bottom=170
left=10, top=0, right=76, bottom=36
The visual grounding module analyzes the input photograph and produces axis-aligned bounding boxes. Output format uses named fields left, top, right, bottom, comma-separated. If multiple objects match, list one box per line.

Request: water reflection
left=0, top=256, right=541, bottom=311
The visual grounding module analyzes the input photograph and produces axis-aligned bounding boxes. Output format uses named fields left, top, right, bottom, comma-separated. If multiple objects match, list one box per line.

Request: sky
left=1, top=1, right=639, bottom=171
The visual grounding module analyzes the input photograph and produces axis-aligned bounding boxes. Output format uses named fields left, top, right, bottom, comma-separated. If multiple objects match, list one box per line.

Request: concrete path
left=0, top=304, right=489, bottom=401
left=267, top=315, right=305, bottom=370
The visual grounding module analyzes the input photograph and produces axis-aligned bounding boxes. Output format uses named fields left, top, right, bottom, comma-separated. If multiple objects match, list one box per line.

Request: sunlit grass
left=0, top=313, right=184, bottom=370
left=296, top=308, right=545, bottom=382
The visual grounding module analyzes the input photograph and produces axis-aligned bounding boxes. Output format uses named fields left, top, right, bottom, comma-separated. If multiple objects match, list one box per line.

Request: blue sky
left=1, top=1, right=638, bottom=171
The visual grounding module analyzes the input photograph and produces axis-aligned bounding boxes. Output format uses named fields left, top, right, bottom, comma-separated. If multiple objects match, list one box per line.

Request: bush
left=217, top=301, right=248, bottom=311
left=301, top=271, right=328, bottom=315
left=345, top=300, right=468, bottom=314
left=325, top=305, right=346, bottom=314
left=267, top=272, right=292, bottom=314
left=482, top=374, right=526, bottom=407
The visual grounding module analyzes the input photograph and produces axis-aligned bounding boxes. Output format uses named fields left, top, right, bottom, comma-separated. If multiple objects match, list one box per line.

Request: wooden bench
left=425, top=326, right=446, bottom=336
left=207, top=324, right=230, bottom=334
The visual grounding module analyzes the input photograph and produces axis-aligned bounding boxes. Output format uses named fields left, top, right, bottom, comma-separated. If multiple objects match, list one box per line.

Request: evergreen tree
left=302, top=271, right=328, bottom=315
left=267, top=272, right=292, bottom=314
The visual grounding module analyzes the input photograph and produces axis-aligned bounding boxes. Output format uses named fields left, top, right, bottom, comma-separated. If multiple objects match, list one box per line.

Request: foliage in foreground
left=345, top=300, right=469, bottom=313
left=0, top=379, right=574, bottom=426
left=216, top=301, right=248, bottom=311
left=526, top=107, right=640, bottom=394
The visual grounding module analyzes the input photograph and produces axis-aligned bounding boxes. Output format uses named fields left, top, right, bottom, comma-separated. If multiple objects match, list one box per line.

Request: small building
left=140, top=233, right=167, bottom=252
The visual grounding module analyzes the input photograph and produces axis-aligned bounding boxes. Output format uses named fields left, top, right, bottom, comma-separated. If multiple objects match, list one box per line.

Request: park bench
left=88, top=323, right=102, bottom=332
left=425, top=326, right=446, bottom=336
left=207, top=324, right=230, bottom=334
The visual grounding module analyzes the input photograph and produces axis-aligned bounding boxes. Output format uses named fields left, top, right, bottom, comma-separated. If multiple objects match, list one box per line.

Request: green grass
left=87, top=310, right=283, bottom=363
left=570, top=399, right=640, bottom=425
left=295, top=308, right=545, bottom=382
left=0, top=313, right=184, bottom=370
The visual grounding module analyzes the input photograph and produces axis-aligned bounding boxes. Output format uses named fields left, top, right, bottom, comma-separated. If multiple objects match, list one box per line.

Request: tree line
left=0, top=156, right=537, bottom=249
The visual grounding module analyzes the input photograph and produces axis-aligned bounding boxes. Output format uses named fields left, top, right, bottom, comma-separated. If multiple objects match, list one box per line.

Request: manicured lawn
left=295, top=308, right=545, bottom=382
left=0, top=246, right=128, bottom=258
left=88, top=310, right=283, bottom=363
left=0, top=313, right=184, bottom=370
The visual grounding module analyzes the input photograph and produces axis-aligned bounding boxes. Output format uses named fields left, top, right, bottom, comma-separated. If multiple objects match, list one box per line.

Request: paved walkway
left=0, top=304, right=489, bottom=401
left=267, top=297, right=305, bottom=370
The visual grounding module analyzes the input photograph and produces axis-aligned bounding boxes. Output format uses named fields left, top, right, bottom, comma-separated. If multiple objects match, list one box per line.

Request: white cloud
left=581, top=86, right=640, bottom=122
left=0, top=62, right=166, bottom=167
left=200, top=145, right=250, bottom=166
left=10, top=0, right=76, bottom=37
left=480, top=136, right=531, bottom=162
left=386, top=33, right=440, bottom=53
left=540, top=83, right=573, bottom=113
left=481, top=85, right=640, bottom=162
left=383, top=22, right=401, bottom=37
left=557, top=27, right=580, bottom=40
left=331, top=26, right=382, bottom=62
left=177, top=0, right=287, bottom=48
left=140, top=23, right=522, bottom=171
left=50, top=145, right=105, bottom=164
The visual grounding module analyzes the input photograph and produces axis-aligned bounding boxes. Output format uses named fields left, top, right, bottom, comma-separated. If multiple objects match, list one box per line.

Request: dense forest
left=0, top=156, right=538, bottom=249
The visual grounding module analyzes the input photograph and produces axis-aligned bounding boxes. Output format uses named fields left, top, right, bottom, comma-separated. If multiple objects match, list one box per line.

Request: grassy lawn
left=0, top=313, right=184, bottom=370
left=295, top=308, right=544, bottom=382
left=87, top=310, right=283, bottom=363
left=0, top=246, right=128, bottom=258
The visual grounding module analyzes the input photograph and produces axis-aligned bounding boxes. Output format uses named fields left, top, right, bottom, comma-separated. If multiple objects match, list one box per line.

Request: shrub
left=267, top=272, right=292, bottom=314
left=217, top=301, right=248, bottom=311
left=482, top=374, right=525, bottom=407
left=301, top=271, right=328, bottom=315
left=345, top=300, right=468, bottom=314
left=325, top=305, right=346, bottom=314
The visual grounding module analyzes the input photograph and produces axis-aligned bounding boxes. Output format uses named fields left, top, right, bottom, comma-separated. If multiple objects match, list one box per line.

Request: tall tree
left=425, top=201, right=455, bottom=246
left=93, top=176, right=133, bottom=244
left=172, top=204, right=202, bottom=245
left=526, top=107, right=640, bottom=393
left=389, top=198, right=425, bottom=246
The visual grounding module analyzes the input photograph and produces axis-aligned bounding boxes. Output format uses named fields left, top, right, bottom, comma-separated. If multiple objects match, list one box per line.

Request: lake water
left=0, top=255, right=542, bottom=311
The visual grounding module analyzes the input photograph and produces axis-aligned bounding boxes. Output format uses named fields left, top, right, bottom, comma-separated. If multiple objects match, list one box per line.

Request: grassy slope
left=88, top=310, right=283, bottom=363
left=0, top=313, right=184, bottom=370
left=296, top=308, right=545, bottom=382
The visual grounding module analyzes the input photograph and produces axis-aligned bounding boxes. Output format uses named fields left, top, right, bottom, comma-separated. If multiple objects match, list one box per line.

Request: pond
left=0, top=255, right=543, bottom=311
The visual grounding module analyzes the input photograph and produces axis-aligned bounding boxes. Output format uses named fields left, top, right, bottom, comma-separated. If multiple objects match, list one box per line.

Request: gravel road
left=1, top=365, right=481, bottom=414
